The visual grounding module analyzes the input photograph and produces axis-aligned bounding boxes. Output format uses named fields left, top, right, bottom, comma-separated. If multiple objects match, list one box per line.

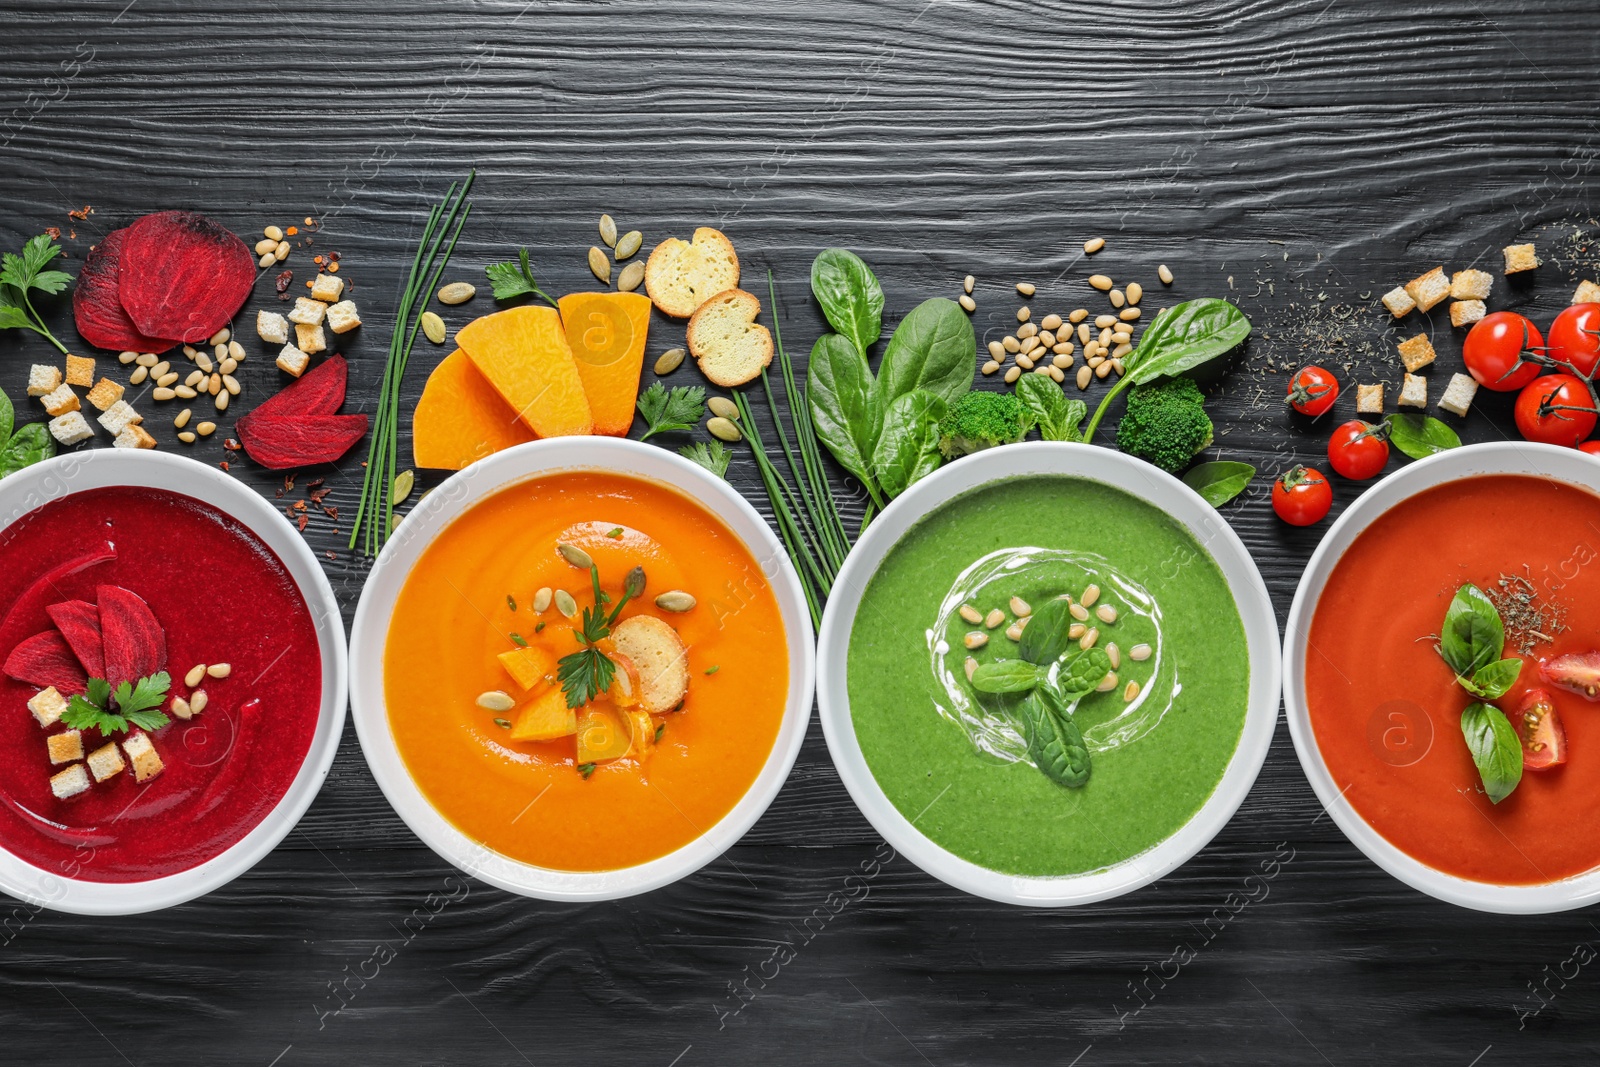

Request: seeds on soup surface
left=1096, top=670, right=1118, bottom=692
left=963, top=632, right=988, bottom=650
left=554, top=589, right=578, bottom=617
left=207, top=662, right=232, bottom=678
left=1106, top=642, right=1121, bottom=669
left=984, top=608, right=1005, bottom=629
left=1004, top=620, right=1025, bottom=641
left=1096, top=604, right=1118, bottom=624
left=476, top=690, right=516, bottom=711
left=1016, top=282, right=1036, bottom=297
left=557, top=542, right=594, bottom=569
left=959, top=604, right=983, bottom=625
left=1124, top=680, right=1141, bottom=702
left=190, top=689, right=208, bottom=714
left=1079, top=627, right=1099, bottom=650
left=707, top=396, right=739, bottom=420
left=170, top=695, right=192, bottom=720
left=1069, top=601, right=1090, bottom=621
left=1009, top=596, right=1032, bottom=617
left=1068, top=622, right=1087, bottom=639
left=964, top=656, right=978, bottom=681
left=185, top=664, right=207, bottom=687
left=708, top=416, right=743, bottom=442
left=1129, top=643, right=1152, bottom=661
left=654, top=348, right=686, bottom=375
left=655, top=590, right=697, bottom=612
left=1081, top=583, right=1101, bottom=607
left=532, top=586, right=553, bottom=612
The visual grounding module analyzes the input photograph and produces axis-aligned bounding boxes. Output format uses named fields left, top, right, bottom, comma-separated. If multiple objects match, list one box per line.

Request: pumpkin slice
left=497, top=644, right=556, bottom=692
left=412, top=349, right=537, bottom=469
left=456, top=306, right=593, bottom=438
left=558, top=291, right=651, bottom=437
left=509, top=686, right=577, bottom=743
left=575, top=706, right=631, bottom=763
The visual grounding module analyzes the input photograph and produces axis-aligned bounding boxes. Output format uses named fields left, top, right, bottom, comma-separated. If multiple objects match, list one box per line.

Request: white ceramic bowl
left=0, top=449, right=348, bottom=915
left=1284, top=440, right=1600, bottom=913
left=348, top=438, right=815, bottom=901
left=817, top=443, right=1281, bottom=907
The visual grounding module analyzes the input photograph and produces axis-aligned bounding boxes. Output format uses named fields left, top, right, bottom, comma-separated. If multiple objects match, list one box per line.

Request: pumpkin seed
left=707, top=416, right=742, bottom=442
left=437, top=281, right=476, bottom=305
left=588, top=246, right=611, bottom=284
left=614, top=230, right=643, bottom=260
left=655, top=590, right=697, bottom=612
left=1004, top=620, right=1025, bottom=641
left=1107, top=642, right=1121, bottom=669
left=707, top=396, right=739, bottom=420
left=655, top=347, right=686, bottom=375
left=1095, top=670, right=1117, bottom=692
left=1080, top=627, right=1099, bottom=650
left=557, top=542, right=594, bottom=570
left=617, top=260, right=645, bottom=292
left=421, top=311, right=447, bottom=344
left=391, top=469, right=415, bottom=506
left=1070, top=602, right=1090, bottom=622
left=476, top=690, right=516, bottom=712
left=1096, top=604, right=1118, bottom=624
left=554, top=589, right=578, bottom=618
left=533, top=587, right=553, bottom=612
left=599, top=214, right=618, bottom=247
left=1081, top=583, right=1101, bottom=607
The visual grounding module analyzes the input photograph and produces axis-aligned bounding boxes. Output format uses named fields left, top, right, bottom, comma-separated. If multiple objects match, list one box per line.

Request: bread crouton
left=86, top=742, right=125, bottom=782
left=288, top=296, right=326, bottom=327
left=1400, top=373, right=1427, bottom=409
left=324, top=300, right=361, bottom=334
left=1381, top=286, right=1415, bottom=318
left=295, top=322, right=327, bottom=355
left=64, top=354, right=94, bottom=387
left=276, top=344, right=310, bottom=377
left=97, top=400, right=142, bottom=435
left=1356, top=383, right=1384, bottom=414
left=1397, top=333, right=1437, bottom=373
left=27, top=364, right=61, bottom=397
left=49, top=764, right=90, bottom=800
left=113, top=424, right=156, bottom=450
left=1503, top=243, right=1539, bottom=274
left=47, top=729, right=83, bottom=765
left=1575, top=280, right=1600, bottom=305
left=1404, top=267, right=1451, bottom=312
left=121, top=731, right=164, bottom=783
left=28, top=687, right=67, bottom=728
left=310, top=273, right=345, bottom=303
left=610, top=615, right=689, bottom=715
left=40, top=384, right=79, bottom=417
left=1450, top=269, right=1493, bottom=300
left=1439, top=373, right=1479, bottom=417
left=687, top=288, right=774, bottom=388
left=48, top=411, right=94, bottom=446
left=644, top=227, right=741, bottom=318
left=1450, top=300, right=1486, bottom=327
left=85, top=377, right=125, bottom=412
left=257, top=310, right=290, bottom=345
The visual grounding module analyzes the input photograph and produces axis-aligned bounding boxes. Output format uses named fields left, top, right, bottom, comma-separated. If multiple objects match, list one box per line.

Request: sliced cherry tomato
left=1514, top=373, right=1598, bottom=447
left=1464, top=312, right=1544, bottom=392
left=1580, top=440, right=1600, bottom=456
left=1326, top=420, right=1389, bottom=480
left=1272, top=465, right=1332, bottom=526
left=1286, top=365, right=1340, bottom=417
left=1546, top=303, right=1600, bottom=378
left=1511, top=689, right=1567, bottom=771
left=1539, top=650, right=1600, bottom=701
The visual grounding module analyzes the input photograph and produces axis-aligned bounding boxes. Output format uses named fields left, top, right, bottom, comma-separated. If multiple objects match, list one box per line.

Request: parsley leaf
left=59, top=672, right=171, bottom=735
left=556, top=563, right=646, bottom=708
left=0, top=234, right=72, bottom=353
left=638, top=382, right=706, bottom=441
left=678, top=440, right=732, bottom=478
left=115, top=672, right=171, bottom=717
left=485, top=248, right=558, bottom=307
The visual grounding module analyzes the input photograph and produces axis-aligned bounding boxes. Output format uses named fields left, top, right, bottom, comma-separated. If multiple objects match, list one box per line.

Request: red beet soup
left=0, top=487, right=321, bottom=881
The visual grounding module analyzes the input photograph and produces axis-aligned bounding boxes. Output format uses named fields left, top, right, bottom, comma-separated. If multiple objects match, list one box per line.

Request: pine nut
left=185, top=664, right=207, bottom=687
left=197, top=422, right=216, bottom=436
left=1081, top=584, right=1100, bottom=607
left=175, top=408, right=191, bottom=428
left=178, top=431, right=196, bottom=443
left=275, top=240, right=290, bottom=260
left=1130, top=643, right=1152, bottom=661
left=171, top=696, right=192, bottom=720
left=264, top=225, right=284, bottom=241
left=1018, top=322, right=1038, bottom=339
left=1111, top=342, right=1133, bottom=359
left=190, top=689, right=208, bottom=714
left=224, top=374, right=241, bottom=395
left=1056, top=342, right=1075, bottom=356
left=209, top=327, right=231, bottom=346
left=1112, top=330, right=1131, bottom=345
left=1049, top=365, right=1065, bottom=383
left=209, top=373, right=221, bottom=394
left=1005, top=620, right=1025, bottom=641
left=1004, top=367, right=1021, bottom=384
left=1003, top=336, right=1020, bottom=353
left=959, top=294, right=976, bottom=312
left=964, top=632, right=988, bottom=650
left=1084, top=237, right=1105, bottom=254
left=531, top=587, right=553, bottom=612
left=1099, top=328, right=1113, bottom=348
left=1068, top=308, right=1089, bottom=323
left=981, top=360, right=1000, bottom=375
left=1038, top=330, right=1056, bottom=347
left=1016, top=306, right=1031, bottom=323
left=1127, top=282, right=1143, bottom=305
left=220, top=357, right=238, bottom=375
left=1034, top=366, right=1053, bottom=376
left=1040, top=313, right=1063, bottom=331
left=1120, top=307, right=1142, bottom=321
left=1096, top=604, right=1118, bottom=624
left=963, top=274, right=975, bottom=294
left=1016, top=282, right=1036, bottom=297
left=1124, top=680, right=1141, bottom=702
left=1020, top=335, right=1040, bottom=355
left=258, top=252, right=276, bottom=269
left=175, top=385, right=197, bottom=399
left=152, top=387, right=176, bottom=401
left=1077, top=323, right=1092, bottom=344
left=1095, top=361, right=1112, bottom=378
left=1158, top=264, right=1174, bottom=285
left=1110, top=289, right=1126, bottom=308
left=1087, top=355, right=1105, bottom=369
left=1107, top=643, right=1121, bottom=669
left=959, top=604, right=983, bottom=624
left=1089, top=274, right=1113, bottom=291
left=229, top=340, right=245, bottom=361
left=207, top=662, right=232, bottom=678
left=965, top=656, right=978, bottom=681
left=1070, top=602, right=1090, bottom=621
left=988, top=341, right=1006, bottom=360
left=184, top=369, right=203, bottom=387
left=1095, top=314, right=1117, bottom=329
left=215, top=390, right=230, bottom=411
left=197, top=354, right=214, bottom=373
left=1076, top=365, right=1092, bottom=389
left=1069, top=623, right=1087, bottom=639
left=118, top=351, right=138, bottom=364
left=1112, top=358, right=1125, bottom=375
left=1010, top=596, right=1032, bottom=617
left=1080, top=627, right=1099, bottom=650
left=1017, top=355, right=1035, bottom=371
left=255, top=238, right=277, bottom=256
left=136, top=353, right=157, bottom=367
left=985, top=608, right=1005, bottom=629
left=1052, top=354, right=1071, bottom=369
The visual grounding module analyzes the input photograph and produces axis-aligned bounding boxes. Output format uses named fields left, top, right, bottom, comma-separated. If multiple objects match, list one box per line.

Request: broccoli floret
left=938, top=391, right=1030, bottom=458
left=1115, top=377, right=1213, bottom=474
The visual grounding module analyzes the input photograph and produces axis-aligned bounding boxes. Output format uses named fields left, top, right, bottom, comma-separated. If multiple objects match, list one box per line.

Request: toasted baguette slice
left=610, top=615, right=688, bottom=715
left=687, top=288, right=774, bottom=387
left=644, top=227, right=740, bottom=318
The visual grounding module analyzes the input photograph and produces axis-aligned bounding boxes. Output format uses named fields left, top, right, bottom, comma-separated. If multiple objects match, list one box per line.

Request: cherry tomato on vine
left=1546, top=303, right=1600, bottom=378
left=1286, top=365, right=1340, bottom=417
left=1579, top=440, right=1600, bottom=456
left=1272, top=465, right=1333, bottom=526
left=1326, top=420, right=1390, bottom=480
left=1463, top=312, right=1544, bottom=392
left=1514, top=373, right=1598, bottom=447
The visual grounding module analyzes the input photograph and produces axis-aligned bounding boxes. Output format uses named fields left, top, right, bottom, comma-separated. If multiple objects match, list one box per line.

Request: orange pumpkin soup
left=385, top=471, right=787, bottom=872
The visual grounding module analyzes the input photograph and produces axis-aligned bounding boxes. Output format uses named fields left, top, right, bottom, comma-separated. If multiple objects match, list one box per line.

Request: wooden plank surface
left=2, top=1, right=1598, bottom=1062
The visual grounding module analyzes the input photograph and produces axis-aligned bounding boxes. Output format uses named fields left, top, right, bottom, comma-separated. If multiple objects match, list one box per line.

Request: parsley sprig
left=60, top=672, right=172, bottom=734
left=678, top=439, right=731, bottom=478
left=484, top=248, right=559, bottom=308
left=556, top=563, right=646, bottom=708
left=0, top=234, right=74, bottom=354
left=637, top=382, right=706, bottom=441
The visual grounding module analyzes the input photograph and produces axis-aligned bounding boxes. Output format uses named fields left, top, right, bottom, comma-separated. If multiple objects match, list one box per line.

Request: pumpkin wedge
left=558, top=291, right=651, bottom=436
left=456, top=305, right=593, bottom=438
left=412, top=349, right=536, bottom=470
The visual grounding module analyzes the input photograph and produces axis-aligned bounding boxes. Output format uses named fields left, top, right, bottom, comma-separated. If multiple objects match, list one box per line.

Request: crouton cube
left=1439, top=373, right=1479, bottom=417
left=1400, top=373, right=1427, bottom=409
left=64, top=354, right=95, bottom=387
left=113, top=424, right=156, bottom=450
left=1503, top=243, right=1539, bottom=274
left=257, top=310, right=290, bottom=345
left=97, top=400, right=142, bottom=435
left=1575, top=280, right=1600, bottom=305
left=1450, top=300, right=1486, bottom=327
left=1404, top=267, right=1451, bottom=312
left=288, top=296, right=326, bottom=327
left=1381, top=286, right=1415, bottom=318
left=324, top=300, right=361, bottom=335
left=40, top=384, right=79, bottom=417
left=47, top=730, right=84, bottom=765
left=27, top=687, right=68, bottom=728
left=310, top=273, right=345, bottom=303
left=295, top=322, right=327, bottom=355
left=1450, top=269, right=1493, bottom=301
left=276, top=344, right=310, bottom=378
left=84, top=377, right=125, bottom=412
left=26, top=364, right=62, bottom=397
left=48, top=411, right=94, bottom=446
left=121, top=732, right=164, bottom=783
left=49, top=764, right=90, bottom=800
left=1356, top=383, right=1385, bottom=414
left=1397, top=333, right=1437, bottom=373
left=86, top=742, right=125, bottom=783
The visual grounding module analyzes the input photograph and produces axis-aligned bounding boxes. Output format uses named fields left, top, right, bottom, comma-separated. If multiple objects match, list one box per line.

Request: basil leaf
left=1462, top=657, right=1523, bottom=700
left=1440, top=584, right=1504, bottom=678
left=1019, top=597, right=1076, bottom=665
left=1022, top=689, right=1092, bottom=788
left=810, top=249, right=884, bottom=360
left=874, top=298, right=975, bottom=414
left=1388, top=414, right=1461, bottom=460
left=1460, top=702, right=1523, bottom=804
left=1182, top=461, right=1255, bottom=507
left=0, top=422, right=56, bottom=478
left=1054, top=645, right=1114, bottom=702
left=969, top=659, right=1041, bottom=694
left=872, top=391, right=947, bottom=498
left=0, top=387, right=13, bottom=446
left=1014, top=375, right=1086, bottom=442
left=1125, top=299, right=1252, bottom=385
left=807, top=333, right=880, bottom=490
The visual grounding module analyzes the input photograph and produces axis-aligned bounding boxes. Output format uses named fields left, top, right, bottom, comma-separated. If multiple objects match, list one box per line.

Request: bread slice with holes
left=687, top=288, right=774, bottom=387
left=610, top=615, right=688, bottom=715
left=644, top=227, right=740, bottom=318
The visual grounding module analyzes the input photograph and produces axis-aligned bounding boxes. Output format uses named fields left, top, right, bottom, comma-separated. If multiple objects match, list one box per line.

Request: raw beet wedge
left=238, top=414, right=369, bottom=470
left=117, top=211, right=255, bottom=344
left=4, top=631, right=88, bottom=694
left=72, top=228, right=177, bottom=354
left=98, top=585, right=166, bottom=690
left=240, top=354, right=348, bottom=423
left=45, top=600, right=104, bottom=678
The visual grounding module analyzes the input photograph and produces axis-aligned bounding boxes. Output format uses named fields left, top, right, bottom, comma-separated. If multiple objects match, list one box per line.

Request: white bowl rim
left=1283, top=439, right=1600, bottom=914
left=816, top=441, right=1282, bottom=907
left=0, top=448, right=349, bottom=915
left=347, top=437, right=816, bottom=902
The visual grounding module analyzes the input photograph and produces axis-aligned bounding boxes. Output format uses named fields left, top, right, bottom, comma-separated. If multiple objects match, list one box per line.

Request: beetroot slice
left=117, top=211, right=255, bottom=344
left=4, top=631, right=88, bottom=695
left=45, top=600, right=104, bottom=679
left=239, top=354, right=348, bottom=426
left=72, top=228, right=178, bottom=354
left=97, top=585, right=166, bottom=690
left=238, top=414, right=369, bottom=470
left=0, top=546, right=116, bottom=656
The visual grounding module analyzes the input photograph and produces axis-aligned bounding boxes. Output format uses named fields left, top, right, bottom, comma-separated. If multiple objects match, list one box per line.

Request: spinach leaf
left=1462, top=656, right=1523, bottom=700
left=807, top=333, right=880, bottom=490
left=1022, top=688, right=1092, bottom=788
left=1439, top=584, right=1504, bottom=678
left=1125, top=298, right=1252, bottom=385
left=1387, top=414, right=1461, bottom=459
left=969, top=659, right=1042, bottom=694
left=1014, top=375, right=1086, bottom=442
left=1182, top=461, right=1256, bottom=507
left=1019, top=597, right=1075, bottom=665
left=810, top=249, right=884, bottom=359
left=0, top=386, right=12, bottom=446
left=874, top=298, right=975, bottom=415
left=0, top=422, right=55, bottom=478
left=872, top=391, right=947, bottom=498
left=1054, top=646, right=1114, bottom=702
left=1460, top=702, right=1523, bottom=804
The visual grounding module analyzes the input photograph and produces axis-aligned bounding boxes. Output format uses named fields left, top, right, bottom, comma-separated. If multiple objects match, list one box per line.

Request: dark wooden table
left=3, top=1, right=1598, bottom=1062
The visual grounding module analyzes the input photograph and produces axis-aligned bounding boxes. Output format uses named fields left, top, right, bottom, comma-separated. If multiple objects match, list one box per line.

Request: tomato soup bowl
left=348, top=437, right=815, bottom=902
left=0, top=449, right=347, bottom=915
left=1284, top=441, right=1600, bottom=913
left=817, top=443, right=1281, bottom=908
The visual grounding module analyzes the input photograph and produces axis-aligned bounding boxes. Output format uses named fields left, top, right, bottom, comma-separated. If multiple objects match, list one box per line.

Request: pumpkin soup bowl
left=817, top=443, right=1281, bottom=908
left=348, top=437, right=815, bottom=902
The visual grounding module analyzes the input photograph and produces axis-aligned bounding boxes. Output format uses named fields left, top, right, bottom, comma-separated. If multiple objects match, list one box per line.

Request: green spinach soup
left=848, top=475, right=1249, bottom=877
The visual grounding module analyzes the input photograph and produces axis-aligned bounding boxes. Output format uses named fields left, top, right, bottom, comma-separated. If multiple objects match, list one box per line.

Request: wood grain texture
left=2, top=0, right=1599, bottom=1063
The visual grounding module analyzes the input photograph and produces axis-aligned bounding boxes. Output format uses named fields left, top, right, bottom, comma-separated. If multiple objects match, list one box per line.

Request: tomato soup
left=1306, top=475, right=1600, bottom=885
left=384, top=471, right=787, bottom=872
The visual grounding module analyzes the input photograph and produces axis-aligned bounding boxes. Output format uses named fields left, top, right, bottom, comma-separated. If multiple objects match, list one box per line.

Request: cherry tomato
left=1514, top=373, right=1598, bottom=447
left=1511, top=689, right=1567, bottom=771
left=1272, top=465, right=1332, bottom=526
left=1546, top=303, right=1600, bottom=378
left=1539, top=651, right=1600, bottom=701
left=1580, top=440, right=1600, bottom=456
left=1286, top=365, right=1340, bottom=417
left=1463, top=312, right=1544, bottom=392
left=1326, top=420, right=1390, bottom=480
